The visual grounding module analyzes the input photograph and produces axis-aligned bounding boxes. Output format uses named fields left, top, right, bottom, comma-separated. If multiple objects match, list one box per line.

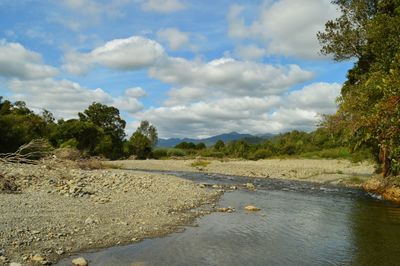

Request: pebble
left=72, top=257, right=88, bottom=266
left=244, top=205, right=261, bottom=211
left=245, top=183, right=255, bottom=190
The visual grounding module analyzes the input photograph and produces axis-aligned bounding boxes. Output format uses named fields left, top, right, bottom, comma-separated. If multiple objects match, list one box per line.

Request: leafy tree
left=135, top=120, right=158, bottom=147
left=50, top=119, right=102, bottom=154
left=195, top=142, right=206, bottom=150
left=214, top=140, right=225, bottom=151
left=175, top=142, right=197, bottom=150
left=0, top=98, right=50, bottom=153
left=129, top=120, right=158, bottom=159
left=318, top=0, right=400, bottom=176
left=79, top=102, right=126, bottom=140
left=78, top=102, right=127, bottom=159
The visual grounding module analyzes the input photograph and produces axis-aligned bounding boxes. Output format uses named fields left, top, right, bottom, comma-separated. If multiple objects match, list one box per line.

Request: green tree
left=318, top=0, right=400, bottom=176
left=214, top=140, right=225, bottom=151
left=78, top=102, right=127, bottom=159
left=129, top=121, right=158, bottom=159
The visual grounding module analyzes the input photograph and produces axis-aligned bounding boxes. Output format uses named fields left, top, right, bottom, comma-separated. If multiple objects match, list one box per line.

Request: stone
left=32, top=254, right=45, bottom=262
left=245, top=183, right=255, bottom=189
left=10, top=263, right=23, bottom=266
left=72, top=257, right=88, bottom=266
left=244, top=205, right=261, bottom=211
left=218, top=207, right=235, bottom=213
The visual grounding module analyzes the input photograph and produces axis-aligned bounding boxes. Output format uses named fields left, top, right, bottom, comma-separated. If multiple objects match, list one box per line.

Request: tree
left=79, top=102, right=126, bottom=140
left=78, top=102, right=127, bottom=159
left=318, top=0, right=400, bottom=176
left=129, top=121, right=158, bottom=159
left=214, top=140, right=225, bottom=151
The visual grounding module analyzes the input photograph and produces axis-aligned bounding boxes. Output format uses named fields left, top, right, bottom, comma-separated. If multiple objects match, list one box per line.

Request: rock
left=32, top=254, right=45, bottom=262
left=218, top=207, right=235, bottom=213
left=245, top=183, right=255, bottom=189
left=72, top=257, right=88, bottom=266
left=244, top=205, right=261, bottom=211
left=10, top=263, right=22, bottom=266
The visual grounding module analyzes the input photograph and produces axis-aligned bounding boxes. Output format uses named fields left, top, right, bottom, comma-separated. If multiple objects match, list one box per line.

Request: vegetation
left=128, top=120, right=158, bottom=159
left=0, top=95, right=374, bottom=162
left=318, top=0, right=400, bottom=176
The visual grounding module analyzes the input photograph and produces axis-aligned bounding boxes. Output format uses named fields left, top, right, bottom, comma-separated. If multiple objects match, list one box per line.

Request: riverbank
left=363, top=176, right=400, bottom=203
left=111, top=158, right=375, bottom=187
left=0, top=160, right=221, bottom=265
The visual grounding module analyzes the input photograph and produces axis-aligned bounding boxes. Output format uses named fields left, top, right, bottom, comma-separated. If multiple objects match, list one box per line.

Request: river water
left=57, top=171, right=400, bottom=266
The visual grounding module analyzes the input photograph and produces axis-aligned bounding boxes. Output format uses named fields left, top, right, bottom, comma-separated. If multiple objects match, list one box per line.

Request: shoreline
left=0, top=160, right=222, bottom=265
left=111, top=158, right=375, bottom=187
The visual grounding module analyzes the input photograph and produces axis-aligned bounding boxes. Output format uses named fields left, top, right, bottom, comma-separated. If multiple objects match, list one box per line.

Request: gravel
left=0, top=160, right=221, bottom=265
left=112, top=158, right=375, bottom=185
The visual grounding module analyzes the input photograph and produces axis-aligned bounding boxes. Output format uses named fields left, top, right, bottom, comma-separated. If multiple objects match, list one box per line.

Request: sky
left=0, top=0, right=354, bottom=138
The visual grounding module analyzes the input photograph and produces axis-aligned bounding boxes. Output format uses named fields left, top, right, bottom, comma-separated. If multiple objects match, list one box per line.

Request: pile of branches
left=0, top=139, right=52, bottom=164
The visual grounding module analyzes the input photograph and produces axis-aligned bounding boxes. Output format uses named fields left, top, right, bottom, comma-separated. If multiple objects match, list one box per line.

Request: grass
left=191, top=160, right=211, bottom=168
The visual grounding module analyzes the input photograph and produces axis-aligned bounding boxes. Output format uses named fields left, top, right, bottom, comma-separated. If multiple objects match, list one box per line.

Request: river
left=57, top=171, right=400, bottom=266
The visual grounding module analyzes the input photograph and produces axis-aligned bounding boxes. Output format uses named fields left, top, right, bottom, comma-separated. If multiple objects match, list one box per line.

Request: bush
left=250, top=149, right=273, bottom=160
left=152, top=148, right=168, bottom=159
left=199, top=149, right=224, bottom=158
left=167, top=148, right=186, bottom=157
left=60, top=138, right=78, bottom=149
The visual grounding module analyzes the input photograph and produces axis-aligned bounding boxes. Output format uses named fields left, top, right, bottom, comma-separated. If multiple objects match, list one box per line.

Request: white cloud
left=137, top=82, right=341, bottom=138
left=141, top=0, right=186, bottom=13
left=286, top=82, right=341, bottom=114
left=0, top=40, right=58, bottom=79
left=157, top=28, right=189, bottom=51
left=7, top=79, right=145, bottom=118
left=113, top=87, right=146, bottom=114
left=228, top=0, right=340, bottom=59
left=8, top=78, right=113, bottom=118
left=63, top=36, right=165, bottom=74
left=150, top=56, right=314, bottom=100
left=235, top=44, right=266, bottom=60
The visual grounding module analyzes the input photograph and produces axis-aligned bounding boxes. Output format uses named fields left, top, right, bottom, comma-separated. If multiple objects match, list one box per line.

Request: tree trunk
left=379, top=146, right=391, bottom=178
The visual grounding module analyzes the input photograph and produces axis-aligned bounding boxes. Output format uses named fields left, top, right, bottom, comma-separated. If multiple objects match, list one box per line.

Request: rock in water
left=245, top=183, right=255, bottom=190
left=72, top=257, right=88, bottom=266
left=244, top=205, right=261, bottom=211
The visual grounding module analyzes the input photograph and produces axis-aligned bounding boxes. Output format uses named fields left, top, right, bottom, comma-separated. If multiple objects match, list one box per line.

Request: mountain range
left=157, top=132, right=276, bottom=148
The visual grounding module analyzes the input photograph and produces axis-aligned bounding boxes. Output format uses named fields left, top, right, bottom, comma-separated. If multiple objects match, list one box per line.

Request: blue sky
left=0, top=0, right=353, bottom=138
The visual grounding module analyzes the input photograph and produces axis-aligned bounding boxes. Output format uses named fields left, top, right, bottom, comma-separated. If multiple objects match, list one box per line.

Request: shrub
left=167, top=148, right=186, bottom=157
left=191, top=160, right=210, bottom=167
left=152, top=148, right=168, bottom=159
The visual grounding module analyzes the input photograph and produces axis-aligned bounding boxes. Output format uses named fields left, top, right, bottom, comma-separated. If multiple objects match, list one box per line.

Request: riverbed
left=57, top=171, right=400, bottom=266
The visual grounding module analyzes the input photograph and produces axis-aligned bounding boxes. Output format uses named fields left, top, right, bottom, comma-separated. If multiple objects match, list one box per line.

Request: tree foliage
left=318, top=0, right=400, bottom=176
left=129, top=120, right=158, bottom=159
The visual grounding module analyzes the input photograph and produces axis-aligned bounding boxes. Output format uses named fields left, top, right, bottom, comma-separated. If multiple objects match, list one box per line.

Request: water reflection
left=350, top=199, right=400, bottom=266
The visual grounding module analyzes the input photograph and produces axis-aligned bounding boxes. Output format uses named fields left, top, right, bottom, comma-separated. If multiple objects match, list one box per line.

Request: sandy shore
left=112, top=158, right=375, bottom=186
left=0, top=160, right=220, bottom=265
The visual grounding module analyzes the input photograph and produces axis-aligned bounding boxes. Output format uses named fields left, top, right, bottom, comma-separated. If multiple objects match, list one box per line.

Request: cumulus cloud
left=63, top=36, right=165, bottom=74
left=7, top=79, right=145, bottom=118
left=8, top=78, right=113, bottom=118
left=235, top=44, right=267, bottom=60
left=136, top=82, right=341, bottom=138
left=113, top=87, right=146, bottom=114
left=150, top=56, right=313, bottom=101
left=157, top=28, right=189, bottom=51
left=228, top=0, right=340, bottom=59
left=285, top=82, right=341, bottom=113
left=0, top=40, right=58, bottom=79
left=141, top=0, right=186, bottom=13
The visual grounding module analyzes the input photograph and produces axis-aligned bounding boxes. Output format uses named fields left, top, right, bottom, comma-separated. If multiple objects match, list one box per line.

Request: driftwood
left=0, top=139, right=52, bottom=164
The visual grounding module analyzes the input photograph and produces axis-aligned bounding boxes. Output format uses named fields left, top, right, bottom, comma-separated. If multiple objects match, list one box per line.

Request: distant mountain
left=157, top=132, right=275, bottom=148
